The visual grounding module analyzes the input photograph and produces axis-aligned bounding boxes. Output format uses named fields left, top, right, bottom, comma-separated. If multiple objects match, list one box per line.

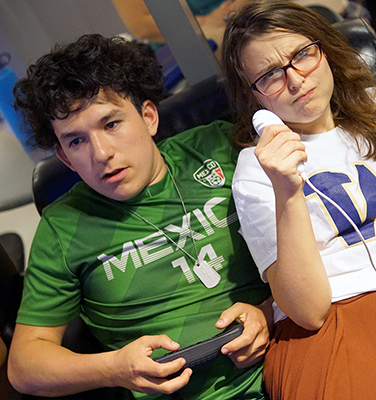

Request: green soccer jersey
left=18, top=121, right=270, bottom=399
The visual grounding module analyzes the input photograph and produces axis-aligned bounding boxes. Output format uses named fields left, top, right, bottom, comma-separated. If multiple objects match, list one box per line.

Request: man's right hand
left=8, top=324, right=192, bottom=397
left=111, top=334, right=192, bottom=394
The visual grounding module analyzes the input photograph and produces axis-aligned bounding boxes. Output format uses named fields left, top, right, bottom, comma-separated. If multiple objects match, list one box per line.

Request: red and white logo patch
left=193, top=159, right=225, bottom=188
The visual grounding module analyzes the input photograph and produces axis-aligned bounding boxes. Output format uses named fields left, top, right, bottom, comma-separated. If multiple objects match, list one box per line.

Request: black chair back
left=334, top=18, right=376, bottom=79
left=0, top=241, right=23, bottom=348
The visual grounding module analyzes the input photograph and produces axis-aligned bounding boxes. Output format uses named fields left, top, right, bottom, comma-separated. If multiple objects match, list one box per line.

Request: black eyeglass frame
left=250, top=41, right=322, bottom=97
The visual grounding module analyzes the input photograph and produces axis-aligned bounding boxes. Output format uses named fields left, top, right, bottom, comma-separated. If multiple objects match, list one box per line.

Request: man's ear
left=55, top=145, right=76, bottom=172
left=142, top=100, right=159, bottom=138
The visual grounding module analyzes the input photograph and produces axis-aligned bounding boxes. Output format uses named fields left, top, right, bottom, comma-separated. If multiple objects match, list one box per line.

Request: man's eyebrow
left=59, top=130, right=83, bottom=141
left=99, top=109, right=125, bottom=125
left=59, top=109, right=125, bottom=141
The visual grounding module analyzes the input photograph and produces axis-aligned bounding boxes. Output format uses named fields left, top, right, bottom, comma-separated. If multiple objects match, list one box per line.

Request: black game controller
left=154, top=322, right=244, bottom=375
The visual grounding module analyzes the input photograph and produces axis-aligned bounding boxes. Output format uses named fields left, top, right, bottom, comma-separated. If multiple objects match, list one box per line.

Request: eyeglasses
left=251, top=41, right=322, bottom=97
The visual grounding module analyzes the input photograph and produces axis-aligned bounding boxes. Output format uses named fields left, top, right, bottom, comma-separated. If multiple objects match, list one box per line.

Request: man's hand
left=9, top=324, right=192, bottom=397
left=111, top=335, right=192, bottom=394
left=215, top=298, right=273, bottom=368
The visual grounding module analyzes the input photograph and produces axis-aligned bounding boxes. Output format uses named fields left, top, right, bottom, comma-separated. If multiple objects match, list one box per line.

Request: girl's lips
left=295, top=89, right=314, bottom=102
left=103, top=168, right=127, bottom=183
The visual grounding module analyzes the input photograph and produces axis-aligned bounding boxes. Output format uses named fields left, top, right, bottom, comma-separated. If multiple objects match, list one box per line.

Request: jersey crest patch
left=194, top=159, right=225, bottom=188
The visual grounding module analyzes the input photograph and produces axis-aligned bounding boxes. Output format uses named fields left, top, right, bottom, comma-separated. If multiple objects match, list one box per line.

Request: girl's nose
left=286, top=67, right=305, bottom=91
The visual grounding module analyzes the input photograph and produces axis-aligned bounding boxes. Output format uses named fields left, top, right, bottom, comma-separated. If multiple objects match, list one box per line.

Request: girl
left=222, top=1, right=376, bottom=398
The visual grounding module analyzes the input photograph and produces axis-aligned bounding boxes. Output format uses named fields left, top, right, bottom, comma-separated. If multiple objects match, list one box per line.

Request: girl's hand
left=254, top=124, right=307, bottom=197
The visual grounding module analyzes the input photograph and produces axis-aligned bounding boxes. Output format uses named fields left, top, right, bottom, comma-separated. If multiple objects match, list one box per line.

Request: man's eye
left=106, top=121, right=120, bottom=129
left=69, top=138, right=82, bottom=147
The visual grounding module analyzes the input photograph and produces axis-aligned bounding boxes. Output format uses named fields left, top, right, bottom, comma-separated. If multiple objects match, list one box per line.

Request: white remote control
left=252, top=109, right=305, bottom=175
left=252, top=109, right=284, bottom=136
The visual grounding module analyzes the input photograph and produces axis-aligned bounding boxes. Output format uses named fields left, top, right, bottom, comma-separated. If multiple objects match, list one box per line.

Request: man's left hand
left=215, top=298, right=273, bottom=369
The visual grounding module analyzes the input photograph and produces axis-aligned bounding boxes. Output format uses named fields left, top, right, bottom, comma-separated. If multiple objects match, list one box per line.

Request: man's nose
left=91, top=133, right=114, bottom=163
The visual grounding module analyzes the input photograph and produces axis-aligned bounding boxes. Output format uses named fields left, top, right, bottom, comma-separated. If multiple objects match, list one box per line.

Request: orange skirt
left=263, top=291, right=376, bottom=400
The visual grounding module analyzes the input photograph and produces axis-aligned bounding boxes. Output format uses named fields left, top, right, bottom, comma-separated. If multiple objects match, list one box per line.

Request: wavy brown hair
left=222, top=0, right=376, bottom=158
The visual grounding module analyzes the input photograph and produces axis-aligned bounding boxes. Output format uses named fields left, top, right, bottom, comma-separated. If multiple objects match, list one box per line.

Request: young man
left=8, top=34, right=271, bottom=399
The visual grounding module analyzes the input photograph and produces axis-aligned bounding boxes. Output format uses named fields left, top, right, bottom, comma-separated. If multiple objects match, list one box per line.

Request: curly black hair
left=13, top=34, right=165, bottom=149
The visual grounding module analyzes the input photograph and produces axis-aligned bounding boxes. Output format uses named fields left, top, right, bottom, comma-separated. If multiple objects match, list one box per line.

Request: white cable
left=302, top=173, right=376, bottom=271
left=252, top=110, right=375, bottom=271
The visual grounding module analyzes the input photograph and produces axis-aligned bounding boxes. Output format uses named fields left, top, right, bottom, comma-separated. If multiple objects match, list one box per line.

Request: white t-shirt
left=233, top=127, right=376, bottom=322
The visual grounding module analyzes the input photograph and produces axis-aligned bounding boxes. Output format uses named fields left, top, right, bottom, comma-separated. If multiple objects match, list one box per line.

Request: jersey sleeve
left=17, top=215, right=81, bottom=326
left=232, top=146, right=278, bottom=282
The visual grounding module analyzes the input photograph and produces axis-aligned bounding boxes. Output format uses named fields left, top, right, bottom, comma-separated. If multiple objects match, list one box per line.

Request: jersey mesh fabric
left=18, top=121, right=270, bottom=400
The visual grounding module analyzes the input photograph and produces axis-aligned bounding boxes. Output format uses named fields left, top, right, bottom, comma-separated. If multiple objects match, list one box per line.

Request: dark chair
left=0, top=237, right=23, bottom=349
left=307, top=3, right=344, bottom=24
left=334, top=17, right=376, bottom=80
left=0, top=238, right=24, bottom=399
left=0, top=233, right=24, bottom=275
